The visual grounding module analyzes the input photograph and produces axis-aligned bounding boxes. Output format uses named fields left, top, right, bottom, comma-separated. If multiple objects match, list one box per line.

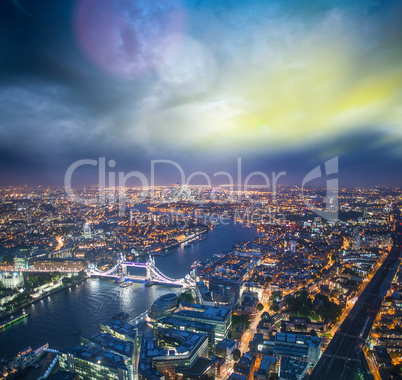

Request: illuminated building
left=155, top=316, right=216, bottom=355
left=152, top=329, right=209, bottom=375
left=32, top=258, right=87, bottom=272
left=174, top=304, right=232, bottom=343
left=80, top=333, right=134, bottom=367
left=0, top=272, right=24, bottom=288
left=272, top=333, right=321, bottom=366
left=290, top=240, right=296, bottom=253
left=83, top=224, right=92, bottom=239
left=14, top=255, right=28, bottom=270
left=59, top=345, right=130, bottom=380
left=148, top=293, right=178, bottom=320
left=52, top=247, right=73, bottom=258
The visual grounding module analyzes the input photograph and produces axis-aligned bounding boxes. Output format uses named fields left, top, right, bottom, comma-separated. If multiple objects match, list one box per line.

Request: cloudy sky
left=0, top=0, right=402, bottom=186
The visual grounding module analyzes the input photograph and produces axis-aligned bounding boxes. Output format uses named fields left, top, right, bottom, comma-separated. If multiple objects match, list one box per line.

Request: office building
left=273, top=333, right=321, bottom=366
left=80, top=333, right=134, bottom=367
left=100, top=320, right=137, bottom=342
left=173, top=304, right=231, bottom=342
left=83, top=224, right=92, bottom=239
left=155, top=316, right=215, bottom=355
left=151, top=329, right=209, bottom=376
left=59, top=345, right=130, bottom=380
left=196, top=281, right=214, bottom=306
left=254, top=356, right=277, bottom=380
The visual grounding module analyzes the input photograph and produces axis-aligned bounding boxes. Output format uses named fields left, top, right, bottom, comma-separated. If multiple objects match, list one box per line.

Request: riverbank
left=136, top=227, right=209, bottom=257
left=0, top=220, right=258, bottom=360
left=0, top=276, right=88, bottom=321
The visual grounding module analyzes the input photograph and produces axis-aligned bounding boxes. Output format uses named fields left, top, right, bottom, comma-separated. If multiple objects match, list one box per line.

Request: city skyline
left=0, top=0, right=402, bottom=186
left=1, top=2, right=402, bottom=378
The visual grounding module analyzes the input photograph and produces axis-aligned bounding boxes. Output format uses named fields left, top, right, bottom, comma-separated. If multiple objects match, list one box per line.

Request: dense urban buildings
left=1, top=0, right=402, bottom=378
left=0, top=185, right=401, bottom=379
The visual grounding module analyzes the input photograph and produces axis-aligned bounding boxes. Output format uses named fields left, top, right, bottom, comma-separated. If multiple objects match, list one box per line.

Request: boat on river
left=15, top=343, right=48, bottom=371
left=0, top=310, right=30, bottom=330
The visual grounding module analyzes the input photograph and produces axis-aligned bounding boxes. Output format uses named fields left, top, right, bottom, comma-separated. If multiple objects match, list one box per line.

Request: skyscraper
left=83, top=224, right=91, bottom=239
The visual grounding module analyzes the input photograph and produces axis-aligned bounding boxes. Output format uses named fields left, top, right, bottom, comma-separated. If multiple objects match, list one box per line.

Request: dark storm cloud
left=0, top=0, right=401, bottom=186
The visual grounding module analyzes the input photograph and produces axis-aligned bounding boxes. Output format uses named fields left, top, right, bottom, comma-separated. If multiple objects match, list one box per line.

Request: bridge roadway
left=89, top=260, right=191, bottom=287
left=309, top=244, right=401, bottom=380
left=11, top=260, right=190, bottom=287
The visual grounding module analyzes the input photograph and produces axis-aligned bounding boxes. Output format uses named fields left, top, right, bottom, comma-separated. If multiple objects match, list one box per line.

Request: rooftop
left=216, top=338, right=237, bottom=350
left=61, top=344, right=128, bottom=371
left=101, top=319, right=136, bottom=339
left=175, top=304, right=231, bottom=322
left=82, top=332, right=133, bottom=358
left=158, top=316, right=215, bottom=331
left=279, top=357, right=308, bottom=380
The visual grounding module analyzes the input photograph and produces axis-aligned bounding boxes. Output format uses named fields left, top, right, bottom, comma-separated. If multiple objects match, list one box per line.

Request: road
left=239, top=308, right=265, bottom=354
left=364, top=348, right=381, bottom=380
left=238, top=291, right=270, bottom=354
left=309, top=244, right=401, bottom=380
left=326, top=253, right=386, bottom=341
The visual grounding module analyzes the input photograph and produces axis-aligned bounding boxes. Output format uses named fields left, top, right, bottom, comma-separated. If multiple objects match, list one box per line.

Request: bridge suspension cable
left=91, top=263, right=119, bottom=275
left=89, top=260, right=192, bottom=287
left=151, top=266, right=184, bottom=284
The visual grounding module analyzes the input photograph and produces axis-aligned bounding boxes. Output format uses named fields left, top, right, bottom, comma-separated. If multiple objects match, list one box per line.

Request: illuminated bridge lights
left=89, top=258, right=194, bottom=287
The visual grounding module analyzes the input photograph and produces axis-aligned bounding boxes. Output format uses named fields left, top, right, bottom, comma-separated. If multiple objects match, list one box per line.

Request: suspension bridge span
left=89, top=256, right=195, bottom=287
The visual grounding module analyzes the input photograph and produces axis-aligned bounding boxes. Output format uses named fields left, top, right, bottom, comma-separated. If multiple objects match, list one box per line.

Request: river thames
left=0, top=221, right=258, bottom=360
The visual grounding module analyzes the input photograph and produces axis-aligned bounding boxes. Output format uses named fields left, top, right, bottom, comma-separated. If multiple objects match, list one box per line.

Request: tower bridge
left=89, top=256, right=195, bottom=287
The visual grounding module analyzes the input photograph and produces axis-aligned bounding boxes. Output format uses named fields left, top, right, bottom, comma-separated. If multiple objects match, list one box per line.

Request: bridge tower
left=116, top=252, right=126, bottom=283
left=120, top=263, right=127, bottom=276
left=145, top=255, right=154, bottom=286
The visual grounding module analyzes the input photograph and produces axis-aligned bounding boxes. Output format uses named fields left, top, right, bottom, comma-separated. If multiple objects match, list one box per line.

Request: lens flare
left=74, top=0, right=187, bottom=77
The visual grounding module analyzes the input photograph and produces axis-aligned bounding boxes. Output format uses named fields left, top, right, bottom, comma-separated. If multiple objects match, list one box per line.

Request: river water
left=0, top=221, right=258, bottom=360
